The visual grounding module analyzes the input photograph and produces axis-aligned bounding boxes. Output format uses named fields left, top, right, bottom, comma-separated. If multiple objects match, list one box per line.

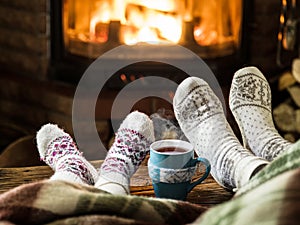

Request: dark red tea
left=156, top=147, right=188, bottom=154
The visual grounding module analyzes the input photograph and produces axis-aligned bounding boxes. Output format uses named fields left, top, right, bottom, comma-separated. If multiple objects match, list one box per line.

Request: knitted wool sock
left=173, top=77, right=268, bottom=190
left=229, top=67, right=292, bottom=161
left=95, top=111, right=155, bottom=195
left=36, top=124, right=98, bottom=185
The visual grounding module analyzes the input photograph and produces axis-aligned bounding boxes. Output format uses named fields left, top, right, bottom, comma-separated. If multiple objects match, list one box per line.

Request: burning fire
left=89, top=0, right=183, bottom=44
left=89, top=2, right=110, bottom=42
left=121, top=3, right=182, bottom=44
left=67, top=0, right=241, bottom=49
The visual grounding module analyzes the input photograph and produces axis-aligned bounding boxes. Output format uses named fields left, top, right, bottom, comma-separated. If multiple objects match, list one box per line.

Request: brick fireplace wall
left=0, top=0, right=113, bottom=158
left=0, top=0, right=298, bottom=160
left=0, top=0, right=50, bottom=79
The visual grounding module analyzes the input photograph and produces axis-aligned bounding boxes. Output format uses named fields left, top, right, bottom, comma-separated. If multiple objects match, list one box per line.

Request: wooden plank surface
left=0, top=160, right=233, bottom=207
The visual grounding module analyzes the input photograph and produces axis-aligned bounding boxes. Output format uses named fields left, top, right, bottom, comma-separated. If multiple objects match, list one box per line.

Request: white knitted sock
left=36, top=124, right=98, bottom=185
left=95, top=111, right=155, bottom=195
left=173, top=77, right=268, bottom=190
left=229, top=66, right=292, bottom=161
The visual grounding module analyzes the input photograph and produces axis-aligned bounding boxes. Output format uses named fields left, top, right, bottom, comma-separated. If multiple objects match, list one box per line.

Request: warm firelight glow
left=89, top=2, right=110, bottom=42
left=88, top=0, right=183, bottom=44
left=128, top=0, right=178, bottom=12
left=194, top=25, right=218, bottom=46
left=120, top=74, right=128, bottom=83
left=280, top=14, right=285, bottom=24
left=66, top=0, right=242, bottom=52
left=122, top=4, right=182, bottom=45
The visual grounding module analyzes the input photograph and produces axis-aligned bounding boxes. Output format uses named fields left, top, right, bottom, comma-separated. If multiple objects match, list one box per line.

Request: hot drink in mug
left=148, top=139, right=211, bottom=200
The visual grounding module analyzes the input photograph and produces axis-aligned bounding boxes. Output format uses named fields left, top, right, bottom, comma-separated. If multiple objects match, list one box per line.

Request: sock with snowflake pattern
left=174, top=77, right=268, bottom=190
left=229, top=66, right=292, bottom=161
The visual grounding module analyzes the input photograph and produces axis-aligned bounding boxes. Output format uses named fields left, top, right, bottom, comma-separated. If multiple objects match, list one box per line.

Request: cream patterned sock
left=173, top=77, right=268, bottom=190
left=36, top=124, right=98, bottom=185
left=95, top=111, right=155, bottom=195
left=229, top=67, right=292, bottom=161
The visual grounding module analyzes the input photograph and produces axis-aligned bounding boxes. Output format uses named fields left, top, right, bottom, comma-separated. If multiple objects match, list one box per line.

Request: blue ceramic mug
left=148, top=139, right=211, bottom=200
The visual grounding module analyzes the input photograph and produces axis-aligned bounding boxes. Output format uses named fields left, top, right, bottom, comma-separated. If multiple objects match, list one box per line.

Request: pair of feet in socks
left=174, top=66, right=291, bottom=190
left=37, top=112, right=154, bottom=195
left=36, top=66, right=292, bottom=194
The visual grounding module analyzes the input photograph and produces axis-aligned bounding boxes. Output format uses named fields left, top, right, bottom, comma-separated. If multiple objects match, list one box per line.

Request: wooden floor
left=0, top=160, right=234, bottom=208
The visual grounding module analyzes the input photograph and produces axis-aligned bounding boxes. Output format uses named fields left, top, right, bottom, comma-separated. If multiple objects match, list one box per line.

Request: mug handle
left=187, top=157, right=211, bottom=193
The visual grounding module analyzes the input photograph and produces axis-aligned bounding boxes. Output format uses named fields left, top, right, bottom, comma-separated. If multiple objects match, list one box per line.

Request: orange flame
left=84, top=0, right=240, bottom=47
left=89, top=0, right=183, bottom=45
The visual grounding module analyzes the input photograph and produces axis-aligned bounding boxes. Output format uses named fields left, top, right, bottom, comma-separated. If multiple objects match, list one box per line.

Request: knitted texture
left=148, top=161, right=197, bottom=183
left=173, top=77, right=268, bottom=190
left=229, top=66, right=292, bottom=161
left=96, top=111, right=155, bottom=193
left=36, top=124, right=98, bottom=185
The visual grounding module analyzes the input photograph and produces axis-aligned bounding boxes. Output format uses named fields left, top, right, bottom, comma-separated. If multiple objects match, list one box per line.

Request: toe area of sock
left=36, top=123, right=68, bottom=158
left=173, top=77, right=208, bottom=106
left=232, top=66, right=269, bottom=86
left=119, top=111, right=155, bottom=142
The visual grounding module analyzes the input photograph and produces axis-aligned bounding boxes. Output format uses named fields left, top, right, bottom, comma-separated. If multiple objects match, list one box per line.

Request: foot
left=229, top=66, right=292, bottom=161
left=173, top=77, right=268, bottom=190
left=95, top=111, right=155, bottom=195
left=36, top=124, right=98, bottom=185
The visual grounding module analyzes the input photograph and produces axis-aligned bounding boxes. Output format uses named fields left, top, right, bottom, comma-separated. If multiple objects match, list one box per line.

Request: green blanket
left=2, top=140, right=300, bottom=225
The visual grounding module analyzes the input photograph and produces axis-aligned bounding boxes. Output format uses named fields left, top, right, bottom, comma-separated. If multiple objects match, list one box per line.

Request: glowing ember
left=194, top=25, right=218, bottom=46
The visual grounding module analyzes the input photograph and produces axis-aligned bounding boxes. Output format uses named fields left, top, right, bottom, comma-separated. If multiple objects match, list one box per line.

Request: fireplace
left=0, top=0, right=299, bottom=159
left=50, top=0, right=246, bottom=87
left=63, top=0, right=241, bottom=56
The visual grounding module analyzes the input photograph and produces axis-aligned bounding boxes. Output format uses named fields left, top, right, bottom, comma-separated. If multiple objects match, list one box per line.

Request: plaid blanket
left=0, top=180, right=206, bottom=225
left=1, top=140, right=300, bottom=225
